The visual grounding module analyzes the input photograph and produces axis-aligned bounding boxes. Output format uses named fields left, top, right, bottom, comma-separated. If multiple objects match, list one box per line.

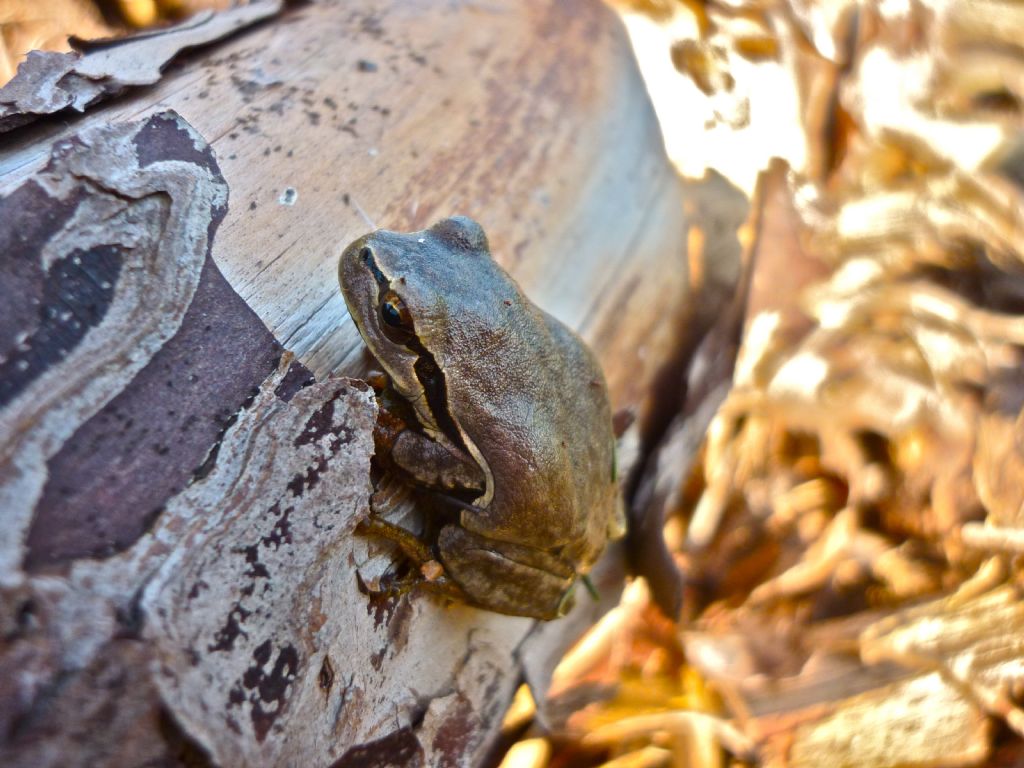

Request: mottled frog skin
left=339, top=216, right=623, bottom=619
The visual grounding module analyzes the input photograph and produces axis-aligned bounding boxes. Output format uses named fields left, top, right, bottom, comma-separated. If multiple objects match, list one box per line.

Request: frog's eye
left=379, top=289, right=414, bottom=343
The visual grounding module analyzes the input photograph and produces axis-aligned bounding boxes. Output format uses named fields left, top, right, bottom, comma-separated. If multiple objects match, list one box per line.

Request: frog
left=338, top=215, right=624, bottom=620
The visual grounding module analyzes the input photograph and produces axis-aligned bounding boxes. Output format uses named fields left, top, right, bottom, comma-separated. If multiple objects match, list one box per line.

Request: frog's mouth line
left=407, top=339, right=469, bottom=455
left=360, top=247, right=475, bottom=469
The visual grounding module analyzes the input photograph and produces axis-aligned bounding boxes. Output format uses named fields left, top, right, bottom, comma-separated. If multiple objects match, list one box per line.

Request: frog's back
left=539, top=313, right=622, bottom=563
left=449, top=290, right=619, bottom=567
left=392, top=216, right=620, bottom=568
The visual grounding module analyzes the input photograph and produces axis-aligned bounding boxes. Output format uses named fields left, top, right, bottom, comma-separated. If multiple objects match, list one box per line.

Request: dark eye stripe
left=362, top=247, right=469, bottom=456
left=409, top=337, right=469, bottom=456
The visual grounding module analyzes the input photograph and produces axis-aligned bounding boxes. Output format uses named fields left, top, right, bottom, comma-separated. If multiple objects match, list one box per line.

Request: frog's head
left=338, top=216, right=499, bottom=480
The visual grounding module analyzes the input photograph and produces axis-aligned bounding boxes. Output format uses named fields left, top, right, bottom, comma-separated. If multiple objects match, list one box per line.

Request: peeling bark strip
left=0, top=365, right=376, bottom=768
left=142, top=377, right=381, bottom=763
left=0, top=1, right=283, bottom=133
left=0, top=112, right=381, bottom=768
left=331, top=727, right=425, bottom=768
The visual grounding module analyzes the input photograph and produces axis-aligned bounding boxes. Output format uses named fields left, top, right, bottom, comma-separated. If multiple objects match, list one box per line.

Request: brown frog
left=339, top=216, right=624, bottom=620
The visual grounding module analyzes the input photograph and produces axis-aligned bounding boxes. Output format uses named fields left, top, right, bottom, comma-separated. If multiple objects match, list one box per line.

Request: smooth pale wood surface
left=0, top=0, right=688, bottom=412
left=0, top=1, right=690, bottom=765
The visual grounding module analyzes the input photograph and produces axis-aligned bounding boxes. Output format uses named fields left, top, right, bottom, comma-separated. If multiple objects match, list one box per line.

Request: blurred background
left=515, top=2, right=1024, bottom=766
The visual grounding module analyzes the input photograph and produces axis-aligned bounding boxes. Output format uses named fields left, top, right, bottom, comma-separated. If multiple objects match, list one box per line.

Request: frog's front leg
left=387, top=427, right=486, bottom=494
left=436, top=525, right=579, bottom=620
left=371, top=383, right=485, bottom=494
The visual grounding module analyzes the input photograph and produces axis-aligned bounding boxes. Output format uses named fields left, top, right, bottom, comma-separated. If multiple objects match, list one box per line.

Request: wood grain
left=0, top=0, right=689, bottom=410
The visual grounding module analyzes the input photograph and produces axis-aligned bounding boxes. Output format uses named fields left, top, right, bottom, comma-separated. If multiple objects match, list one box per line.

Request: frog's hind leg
left=436, top=525, right=577, bottom=620
left=356, top=515, right=468, bottom=602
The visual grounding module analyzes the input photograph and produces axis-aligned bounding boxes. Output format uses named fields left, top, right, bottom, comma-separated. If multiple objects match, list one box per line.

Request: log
left=0, top=1, right=691, bottom=765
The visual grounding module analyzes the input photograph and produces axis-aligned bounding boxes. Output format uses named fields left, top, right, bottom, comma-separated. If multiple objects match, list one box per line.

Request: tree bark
left=0, top=1, right=692, bottom=765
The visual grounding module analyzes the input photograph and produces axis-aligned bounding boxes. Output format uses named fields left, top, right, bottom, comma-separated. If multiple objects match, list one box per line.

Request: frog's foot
left=356, top=514, right=469, bottom=604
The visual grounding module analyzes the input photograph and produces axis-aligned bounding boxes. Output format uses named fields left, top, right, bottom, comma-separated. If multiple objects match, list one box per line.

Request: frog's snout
left=339, top=234, right=383, bottom=295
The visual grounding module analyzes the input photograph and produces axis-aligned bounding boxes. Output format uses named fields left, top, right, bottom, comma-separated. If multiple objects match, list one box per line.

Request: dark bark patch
left=287, top=455, right=329, bottom=497
left=294, top=396, right=338, bottom=447
left=430, top=694, right=475, bottom=768
left=133, top=111, right=219, bottom=171
left=318, top=655, right=335, bottom=696
left=0, top=243, right=123, bottom=409
left=208, top=603, right=251, bottom=653
left=0, top=181, right=89, bottom=405
left=330, top=726, right=425, bottom=768
left=241, top=543, right=271, bottom=583
left=262, top=503, right=293, bottom=550
left=24, top=255, right=282, bottom=571
left=369, top=647, right=385, bottom=671
left=274, top=359, right=315, bottom=402
left=240, top=640, right=300, bottom=742
left=355, top=572, right=404, bottom=630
